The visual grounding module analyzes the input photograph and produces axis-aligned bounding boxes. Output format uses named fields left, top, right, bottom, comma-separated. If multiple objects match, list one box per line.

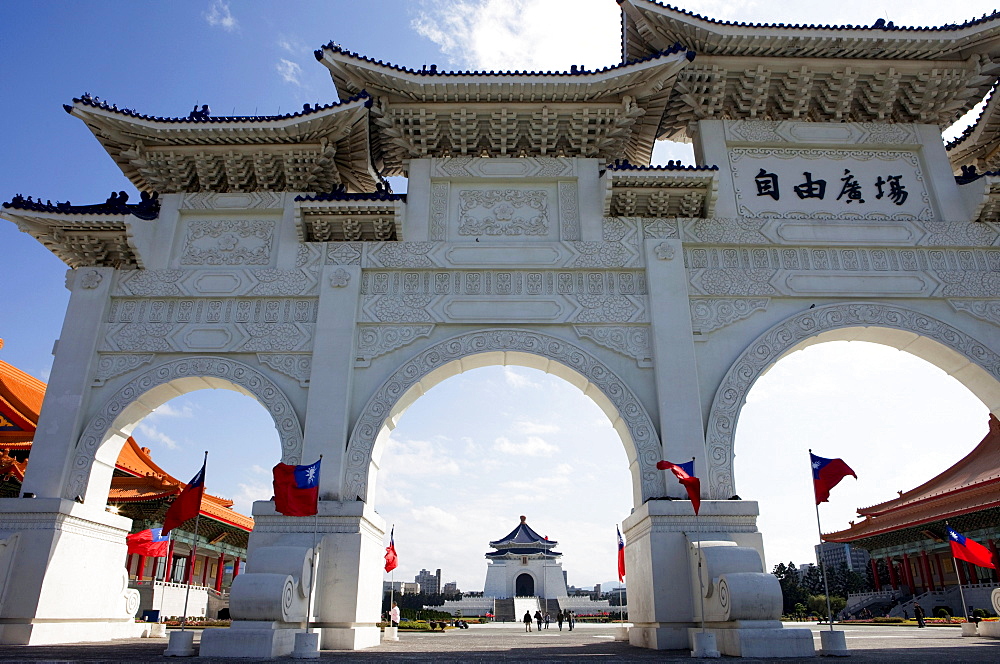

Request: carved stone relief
left=326, top=242, right=363, bottom=265
left=725, top=120, right=918, bottom=146
left=257, top=353, right=312, bottom=387
left=346, top=329, right=664, bottom=502
left=558, top=182, right=580, bottom=241
left=70, top=356, right=304, bottom=500
left=705, top=303, right=1000, bottom=500
left=181, top=192, right=283, bottom=210
left=354, top=325, right=435, bottom=367
left=430, top=183, right=449, bottom=241
left=181, top=219, right=275, bottom=266
left=949, top=299, right=1000, bottom=327
left=114, top=268, right=317, bottom=298
left=92, top=354, right=156, bottom=386
left=430, top=157, right=575, bottom=178
left=690, top=299, right=769, bottom=334
left=573, top=326, right=652, bottom=367
left=457, top=189, right=549, bottom=237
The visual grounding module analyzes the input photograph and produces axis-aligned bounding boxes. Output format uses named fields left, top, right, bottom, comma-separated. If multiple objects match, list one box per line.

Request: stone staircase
left=493, top=598, right=515, bottom=621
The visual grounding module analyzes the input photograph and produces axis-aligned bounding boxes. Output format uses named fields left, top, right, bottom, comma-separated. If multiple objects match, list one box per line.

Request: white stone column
left=303, top=264, right=362, bottom=500
left=20, top=267, right=115, bottom=499
left=0, top=498, right=142, bottom=645
left=623, top=499, right=764, bottom=650
left=643, top=238, right=708, bottom=497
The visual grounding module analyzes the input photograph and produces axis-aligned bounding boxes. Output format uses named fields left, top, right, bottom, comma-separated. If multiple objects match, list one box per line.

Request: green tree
left=772, top=562, right=809, bottom=615
left=807, top=594, right=847, bottom=620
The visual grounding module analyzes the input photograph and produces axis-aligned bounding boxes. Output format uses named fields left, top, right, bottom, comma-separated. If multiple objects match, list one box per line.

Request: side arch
left=69, top=356, right=304, bottom=502
left=706, top=302, right=1000, bottom=499
left=345, top=328, right=664, bottom=506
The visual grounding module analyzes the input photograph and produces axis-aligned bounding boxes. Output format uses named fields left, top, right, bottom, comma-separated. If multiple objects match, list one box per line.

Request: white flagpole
left=158, top=530, right=171, bottom=617
left=810, top=449, right=836, bottom=632
left=180, top=450, right=207, bottom=632
left=946, top=523, right=971, bottom=622
left=306, top=454, right=322, bottom=634
left=389, top=525, right=395, bottom=621
left=618, top=525, right=624, bottom=624
left=692, top=458, right=707, bottom=634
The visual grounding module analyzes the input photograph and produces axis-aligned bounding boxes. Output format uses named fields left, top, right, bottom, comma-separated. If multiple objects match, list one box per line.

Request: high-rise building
left=814, top=542, right=871, bottom=573
left=415, top=568, right=441, bottom=595
left=442, top=581, right=459, bottom=595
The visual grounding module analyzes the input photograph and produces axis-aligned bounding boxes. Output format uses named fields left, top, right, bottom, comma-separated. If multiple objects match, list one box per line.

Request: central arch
left=706, top=302, right=1000, bottom=500
left=345, top=328, right=664, bottom=506
left=515, top=573, right=535, bottom=597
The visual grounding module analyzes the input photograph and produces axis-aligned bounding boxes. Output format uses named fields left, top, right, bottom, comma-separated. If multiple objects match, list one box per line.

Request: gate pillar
left=622, top=499, right=773, bottom=650
left=199, top=500, right=385, bottom=657
left=0, top=499, right=141, bottom=645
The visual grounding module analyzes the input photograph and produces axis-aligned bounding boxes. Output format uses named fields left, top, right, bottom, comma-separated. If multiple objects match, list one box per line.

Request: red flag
left=161, top=460, right=205, bottom=536
left=126, top=527, right=169, bottom=557
left=656, top=459, right=701, bottom=515
left=272, top=459, right=320, bottom=516
left=617, top=526, right=626, bottom=582
left=948, top=527, right=997, bottom=569
left=811, top=453, right=856, bottom=505
left=384, top=527, right=398, bottom=573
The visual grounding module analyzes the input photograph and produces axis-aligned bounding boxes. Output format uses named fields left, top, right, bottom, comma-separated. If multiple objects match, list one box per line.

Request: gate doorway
left=516, top=573, right=534, bottom=597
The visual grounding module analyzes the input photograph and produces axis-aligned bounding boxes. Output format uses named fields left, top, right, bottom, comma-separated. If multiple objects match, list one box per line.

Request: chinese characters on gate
left=755, top=168, right=908, bottom=206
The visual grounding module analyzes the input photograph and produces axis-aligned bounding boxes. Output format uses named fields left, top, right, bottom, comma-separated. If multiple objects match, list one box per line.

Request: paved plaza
left=0, top=622, right=997, bottom=662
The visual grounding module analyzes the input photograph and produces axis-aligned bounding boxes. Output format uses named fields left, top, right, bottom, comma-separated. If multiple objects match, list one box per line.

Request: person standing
left=523, top=610, right=533, bottom=632
left=568, top=610, right=574, bottom=631
left=557, top=610, right=564, bottom=631
left=914, top=603, right=925, bottom=628
left=390, top=602, right=400, bottom=628
left=544, top=612, right=551, bottom=629
left=534, top=610, right=543, bottom=631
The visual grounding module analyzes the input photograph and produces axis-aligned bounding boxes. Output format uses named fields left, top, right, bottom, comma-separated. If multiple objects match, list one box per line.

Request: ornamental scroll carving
left=705, top=303, right=1000, bottom=500
left=345, top=329, right=664, bottom=502
left=573, top=326, right=652, bottom=367
left=92, top=354, right=155, bottom=386
left=949, top=300, right=1000, bottom=327
left=690, top=299, right=769, bottom=334
left=458, top=189, right=549, bottom=236
left=181, top=219, right=275, bottom=265
left=355, top=325, right=434, bottom=367
left=69, top=357, right=304, bottom=500
left=257, top=353, right=312, bottom=387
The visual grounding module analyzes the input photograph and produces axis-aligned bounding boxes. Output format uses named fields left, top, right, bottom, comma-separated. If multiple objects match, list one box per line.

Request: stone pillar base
left=198, top=621, right=303, bottom=658
left=979, top=621, right=1000, bottom=637
left=0, top=619, right=147, bottom=646
left=961, top=622, right=979, bottom=637
left=291, top=631, right=320, bottom=658
left=383, top=626, right=399, bottom=641
left=691, top=631, right=720, bottom=658
left=164, top=630, right=196, bottom=657
left=628, top=624, right=691, bottom=650
left=319, top=625, right=381, bottom=650
left=692, top=625, right=815, bottom=658
left=613, top=625, right=629, bottom=641
left=819, top=629, right=849, bottom=656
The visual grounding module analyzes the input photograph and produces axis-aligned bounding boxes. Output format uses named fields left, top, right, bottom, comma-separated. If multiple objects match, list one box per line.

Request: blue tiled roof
left=954, top=165, right=1000, bottom=185
left=64, top=91, right=372, bottom=123
left=621, top=0, right=1000, bottom=32
left=295, top=190, right=404, bottom=203
left=486, top=548, right=562, bottom=557
left=3, top=191, right=160, bottom=220
left=490, top=518, right=556, bottom=547
left=315, top=40, right=695, bottom=76
left=946, top=85, right=997, bottom=152
left=606, top=158, right=718, bottom=172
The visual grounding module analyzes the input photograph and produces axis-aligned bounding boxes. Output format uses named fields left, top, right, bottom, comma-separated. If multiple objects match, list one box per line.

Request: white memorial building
left=2, top=1, right=1000, bottom=658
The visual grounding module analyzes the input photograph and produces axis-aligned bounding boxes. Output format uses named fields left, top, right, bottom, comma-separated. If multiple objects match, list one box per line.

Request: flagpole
left=946, top=522, right=971, bottom=622
left=810, top=449, right=835, bottom=632
left=180, top=450, right=207, bottom=632
left=159, top=530, right=171, bottom=617
left=692, top=457, right=707, bottom=635
left=389, top=524, right=395, bottom=621
left=306, top=454, right=323, bottom=634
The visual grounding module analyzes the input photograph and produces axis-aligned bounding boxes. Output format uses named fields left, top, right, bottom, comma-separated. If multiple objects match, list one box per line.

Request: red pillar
left=886, top=556, right=899, bottom=589
left=902, top=554, right=915, bottom=593
left=871, top=559, right=882, bottom=591
left=920, top=550, right=935, bottom=592
left=935, top=554, right=947, bottom=588
left=233, top=556, right=241, bottom=580
left=186, top=548, right=196, bottom=585
left=201, top=553, right=210, bottom=587
left=126, top=553, right=134, bottom=577
left=165, top=540, right=175, bottom=582
left=137, top=555, right=147, bottom=582
left=215, top=552, right=225, bottom=592
left=956, top=557, right=968, bottom=585
left=989, top=540, right=1000, bottom=583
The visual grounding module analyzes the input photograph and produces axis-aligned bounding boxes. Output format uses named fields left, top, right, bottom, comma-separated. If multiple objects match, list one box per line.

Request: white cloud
left=204, top=0, right=238, bottom=32
left=410, top=505, right=460, bottom=532
left=230, top=478, right=272, bottom=515
left=135, top=422, right=180, bottom=450
left=502, top=366, right=539, bottom=389
left=277, top=35, right=306, bottom=55
left=147, top=402, right=194, bottom=419
left=276, top=59, right=303, bottom=86
left=512, top=420, right=559, bottom=435
left=494, top=435, right=557, bottom=457
left=381, top=436, right=461, bottom=476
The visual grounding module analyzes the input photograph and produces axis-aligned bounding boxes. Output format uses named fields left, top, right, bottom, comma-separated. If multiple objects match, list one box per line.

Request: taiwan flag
left=384, top=527, right=398, bottom=573
left=273, top=459, right=321, bottom=517
left=947, top=526, right=997, bottom=569
left=810, top=453, right=856, bottom=504
left=656, top=459, right=701, bottom=515
left=161, top=460, right=206, bottom=536
left=126, top=527, right=170, bottom=557
left=617, top=526, right=626, bottom=582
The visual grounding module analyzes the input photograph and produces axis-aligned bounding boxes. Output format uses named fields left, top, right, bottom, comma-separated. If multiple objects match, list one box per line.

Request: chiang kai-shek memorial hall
left=3, top=0, right=1000, bottom=658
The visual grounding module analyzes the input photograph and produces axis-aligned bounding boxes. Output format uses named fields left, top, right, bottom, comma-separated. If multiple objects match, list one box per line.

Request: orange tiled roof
left=0, top=448, right=27, bottom=482
left=0, top=360, right=46, bottom=418
left=825, top=415, right=1000, bottom=543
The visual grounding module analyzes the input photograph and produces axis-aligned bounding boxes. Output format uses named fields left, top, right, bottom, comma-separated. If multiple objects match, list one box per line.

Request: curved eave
left=318, top=45, right=694, bottom=104
left=947, top=86, right=1000, bottom=168
left=620, top=0, right=1000, bottom=62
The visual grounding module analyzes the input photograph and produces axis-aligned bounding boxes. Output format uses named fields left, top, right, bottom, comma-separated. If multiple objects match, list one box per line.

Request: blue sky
left=0, top=1, right=994, bottom=590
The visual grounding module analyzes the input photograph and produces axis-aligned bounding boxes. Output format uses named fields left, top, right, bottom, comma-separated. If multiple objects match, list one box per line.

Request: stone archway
left=68, top=356, right=304, bottom=503
left=705, top=302, right=1000, bottom=499
left=516, top=573, right=535, bottom=597
left=345, top=328, right=664, bottom=506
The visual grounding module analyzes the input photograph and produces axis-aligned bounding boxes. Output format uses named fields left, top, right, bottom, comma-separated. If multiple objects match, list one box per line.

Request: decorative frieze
left=114, top=268, right=319, bottom=298
left=949, top=300, right=1000, bottom=327
left=690, top=299, right=769, bottom=335
left=430, top=157, right=576, bottom=178
left=354, top=325, right=434, bottom=367
left=257, top=353, right=313, bottom=387
left=180, top=219, right=275, bottom=266
left=573, top=325, right=652, bottom=367
left=92, top=353, right=156, bottom=385
left=181, top=192, right=283, bottom=210
left=457, top=189, right=549, bottom=237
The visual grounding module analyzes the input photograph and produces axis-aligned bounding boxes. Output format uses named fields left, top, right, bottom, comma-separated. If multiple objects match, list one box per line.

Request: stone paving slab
left=0, top=623, right=997, bottom=662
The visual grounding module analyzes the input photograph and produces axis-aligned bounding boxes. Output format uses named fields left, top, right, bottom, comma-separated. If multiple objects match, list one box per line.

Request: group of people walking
left=523, top=609, right=575, bottom=632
